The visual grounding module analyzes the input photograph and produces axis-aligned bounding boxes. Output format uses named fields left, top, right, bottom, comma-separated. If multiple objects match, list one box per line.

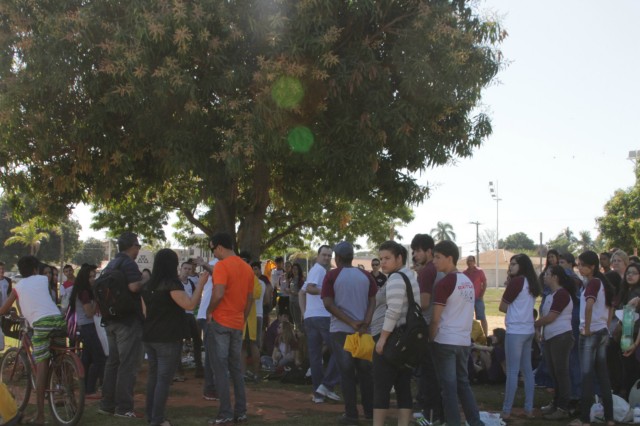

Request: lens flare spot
left=287, top=126, right=314, bottom=153
left=271, top=76, right=304, bottom=109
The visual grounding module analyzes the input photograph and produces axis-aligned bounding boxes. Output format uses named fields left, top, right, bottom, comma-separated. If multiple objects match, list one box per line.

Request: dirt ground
left=82, top=365, right=346, bottom=423
left=79, top=317, right=508, bottom=423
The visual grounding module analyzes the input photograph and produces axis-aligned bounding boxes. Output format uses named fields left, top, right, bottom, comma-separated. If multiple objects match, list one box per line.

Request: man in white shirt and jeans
left=430, top=240, right=483, bottom=426
left=300, top=245, right=341, bottom=404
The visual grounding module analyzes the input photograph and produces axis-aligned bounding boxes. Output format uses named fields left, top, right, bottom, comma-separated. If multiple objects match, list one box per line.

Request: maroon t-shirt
left=418, top=261, right=438, bottom=295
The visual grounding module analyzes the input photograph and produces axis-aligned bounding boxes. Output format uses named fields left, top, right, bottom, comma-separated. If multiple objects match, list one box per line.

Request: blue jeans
left=569, top=329, right=582, bottom=400
left=198, top=319, right=216, bottom=395
left=145, top=341, right=182, bottom=426
left=503, top=333, right=534, bottom=415
left=579, top=329, right=613, bottom=423
left=417, top=341, right=443, bottom=422
left=101, top=320, right=143, bottom=414
left=330, top=332, right=373, bottom=420
left=431, top=343, right=483, bottom=426
left=208, top=320, right=246, bottom=419
left=304, top=317, right=339, bottom=393
left=79, top=323, right=107, bottom=394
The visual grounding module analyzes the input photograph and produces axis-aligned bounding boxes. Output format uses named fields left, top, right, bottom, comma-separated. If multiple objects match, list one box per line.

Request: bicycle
left=0, top=315, right=85, bottom=425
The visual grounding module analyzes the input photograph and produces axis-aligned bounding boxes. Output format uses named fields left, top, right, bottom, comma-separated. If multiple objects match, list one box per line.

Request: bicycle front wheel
left=48, top=352, right=85, bottom=426
left=0, top=347, right=32, bottom=412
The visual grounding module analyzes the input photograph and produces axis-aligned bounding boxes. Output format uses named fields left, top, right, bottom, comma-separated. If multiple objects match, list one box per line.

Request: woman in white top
left=534, top=265, right=577, bottom=419
left=499, top=254, right=541, bottom=419
left=572, top=251, right=615, bottom=426
left=373, top=241, right=420, bottom=426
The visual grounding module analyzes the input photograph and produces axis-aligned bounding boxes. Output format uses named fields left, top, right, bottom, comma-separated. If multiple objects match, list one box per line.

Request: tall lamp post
left=489, top=181, right=501, bottom=288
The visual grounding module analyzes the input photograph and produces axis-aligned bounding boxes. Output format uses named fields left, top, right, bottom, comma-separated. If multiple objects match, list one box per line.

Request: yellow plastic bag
left=0, top=381, right=18, bottom=422
left=343, top=332, right=374, bottom=361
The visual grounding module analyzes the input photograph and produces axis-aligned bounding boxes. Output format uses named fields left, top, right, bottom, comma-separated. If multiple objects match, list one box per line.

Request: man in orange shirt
left=206, top=233, right=255, bottom=426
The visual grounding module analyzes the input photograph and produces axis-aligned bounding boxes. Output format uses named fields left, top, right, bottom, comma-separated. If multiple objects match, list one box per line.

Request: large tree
left=0, top=0, right=504, bottom=258
left=501, top=232, right=535, bottom=251
left=72, top=237, right=107, bottom=266
left=597, top=177, right=640, bottom=253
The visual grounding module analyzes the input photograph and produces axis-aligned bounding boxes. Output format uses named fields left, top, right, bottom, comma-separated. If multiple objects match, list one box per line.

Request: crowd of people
left=3, top=231, right=640, bottom=426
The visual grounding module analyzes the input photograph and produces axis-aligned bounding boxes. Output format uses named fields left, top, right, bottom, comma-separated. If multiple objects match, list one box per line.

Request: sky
left=76, top=1, right=640, bottom=254
left=396, top=0, right=640, bottom=255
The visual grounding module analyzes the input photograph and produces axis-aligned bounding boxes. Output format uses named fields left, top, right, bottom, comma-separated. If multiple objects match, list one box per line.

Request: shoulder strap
left=391, top=271, right=416, bottom=305
left=187, top=277, right=196, bottom=292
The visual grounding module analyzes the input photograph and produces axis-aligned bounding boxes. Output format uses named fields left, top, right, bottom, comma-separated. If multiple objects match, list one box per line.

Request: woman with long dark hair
left=618, top=263, right=640, bottom=398
left=499, top=254, right=541, bottom=420
left=142, top=249, right=206, bottom=426
left=572, top=251, right=615, bottom=426
left=287, top=263, right=305, bottom=332
left=39, top=263, right=57, bottom=304
left=69, top=263, right=105, bottom=398
left=536, top=250, right=560, bottom=390
left=535, top=265, right=576, bottom=419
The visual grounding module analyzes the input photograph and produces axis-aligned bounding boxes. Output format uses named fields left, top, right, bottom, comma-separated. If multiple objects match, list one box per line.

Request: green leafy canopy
left=0, top=0, right=505, bottom=257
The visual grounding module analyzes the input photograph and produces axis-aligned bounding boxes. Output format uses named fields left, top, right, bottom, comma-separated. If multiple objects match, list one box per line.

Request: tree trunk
left=237, top=162, right=271, bottom=259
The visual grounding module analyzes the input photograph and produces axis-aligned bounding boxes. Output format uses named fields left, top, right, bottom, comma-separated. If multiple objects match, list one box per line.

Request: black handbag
left=382, top=271, right=428, bottom=369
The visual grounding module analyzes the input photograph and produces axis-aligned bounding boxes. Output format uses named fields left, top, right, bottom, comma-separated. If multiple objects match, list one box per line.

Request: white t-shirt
left=182, top=278, right=195, bottom=314
left=433, top=272, right=475, bottom=346
left=0, top=277, right=10, bottom=348
left=196, top=259, right=218, bottom=320
left=302, top=263, right=330, bottom=319
left=14, top=275, right=61, bottom=325
left=502, top=276, right=535, bottom=335
left=580, top=278, right=609, bottom=333
left=541, top=288, right=573, bottom=340
left=0, top=278, right=10, bottom=305
left=271, top=269, right=285, bottom=290
left=255, top=278, right=266, bottom=318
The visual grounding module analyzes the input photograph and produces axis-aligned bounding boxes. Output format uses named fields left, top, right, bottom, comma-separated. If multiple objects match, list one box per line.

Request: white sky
left=76, top=1, right=640, bottom=254
left=396, top=0, right=640, bottom=255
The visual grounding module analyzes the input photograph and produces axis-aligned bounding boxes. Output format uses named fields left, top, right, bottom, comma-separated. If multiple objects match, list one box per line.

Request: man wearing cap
left=322, top=241, right=377, bottom=425
left=99, top=232, right=144, bottom=419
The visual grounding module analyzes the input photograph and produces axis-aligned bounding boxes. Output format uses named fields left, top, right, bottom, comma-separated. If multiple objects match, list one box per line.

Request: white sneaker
left=311, top=395, right=325, bottom=403
left=316, top=384, right=341, bottom=401
left=305, top=368, right=312, bottom=378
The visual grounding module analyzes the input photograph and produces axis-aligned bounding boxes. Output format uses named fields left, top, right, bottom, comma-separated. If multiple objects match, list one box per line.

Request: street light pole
left=469, top=221, right=481, bottom=267
left=489, top=181, right=502, bottom=288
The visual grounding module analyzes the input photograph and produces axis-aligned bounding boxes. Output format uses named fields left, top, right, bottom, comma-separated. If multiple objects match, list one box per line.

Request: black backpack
left=94, top=256, right=137, bottom=324
left=382, top=271, right=429, bottom=369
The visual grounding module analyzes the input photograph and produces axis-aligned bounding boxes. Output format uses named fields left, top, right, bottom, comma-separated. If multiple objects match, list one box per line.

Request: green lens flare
left=287, top=126, right=314, bottom=153
left=271, top=76, right=304, bottom=109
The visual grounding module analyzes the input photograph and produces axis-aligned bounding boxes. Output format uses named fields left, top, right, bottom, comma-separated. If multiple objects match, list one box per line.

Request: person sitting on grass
left=0, top=255, right=66, bottom=426
left=261, top=321, right=300, bottom=372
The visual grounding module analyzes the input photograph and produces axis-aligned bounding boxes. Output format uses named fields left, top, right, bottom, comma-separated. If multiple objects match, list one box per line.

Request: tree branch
left=180, top=208, right=213, bottom=238
left=264, top=219, right=317, bottom=248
